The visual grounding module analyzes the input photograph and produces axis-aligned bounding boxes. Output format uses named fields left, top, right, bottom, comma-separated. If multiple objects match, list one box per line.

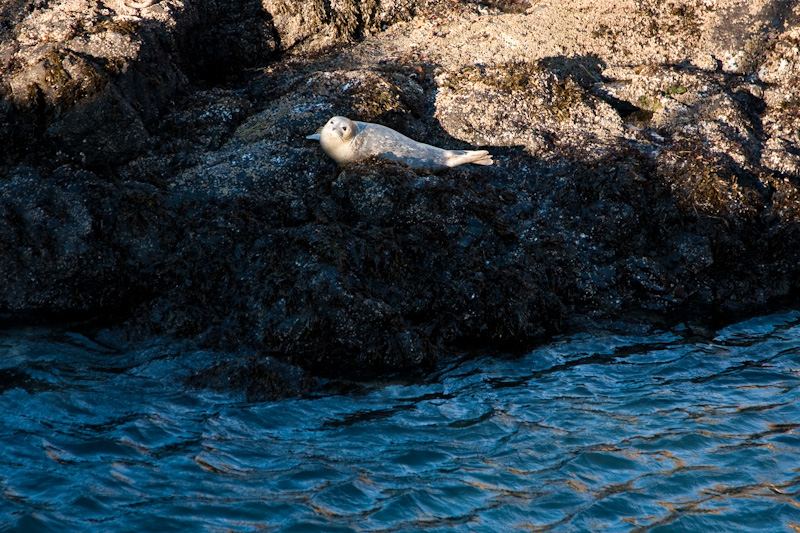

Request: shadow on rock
left=0, top=0, right=277, bottom=168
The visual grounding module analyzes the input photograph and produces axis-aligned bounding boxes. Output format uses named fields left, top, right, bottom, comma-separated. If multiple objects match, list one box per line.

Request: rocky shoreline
left=2, top=0, right=799, bottom=398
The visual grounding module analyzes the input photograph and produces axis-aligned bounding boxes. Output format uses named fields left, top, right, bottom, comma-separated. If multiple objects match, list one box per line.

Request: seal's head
left=307, top=116, right=357, bottom=164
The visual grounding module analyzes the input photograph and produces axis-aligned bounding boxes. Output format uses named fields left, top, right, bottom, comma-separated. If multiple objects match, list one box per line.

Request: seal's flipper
left=446, top=150, right=493, bottom=167
left=307, top=125, right=326, bottom=141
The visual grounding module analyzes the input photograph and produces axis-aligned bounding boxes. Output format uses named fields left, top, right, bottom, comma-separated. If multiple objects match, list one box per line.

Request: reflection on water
left=2, top=311, right=800, bottom=532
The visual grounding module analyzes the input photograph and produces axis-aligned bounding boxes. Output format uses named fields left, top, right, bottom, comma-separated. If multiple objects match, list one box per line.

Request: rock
left=434, top=59, right=624, bottom=160
left=1, top=0, right=800, bottom=397
left=263, top=0, right=427, bottom=53
left=0, top=163, right=166, bottom=312
left=758, top=24, right=800, bottom=176
left=186, top=354, right=319, bottom=402
left=0, top=0, right=275, bottom=166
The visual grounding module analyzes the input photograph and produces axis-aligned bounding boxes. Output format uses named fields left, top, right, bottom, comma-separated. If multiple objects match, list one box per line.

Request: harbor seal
left=307, top=116, right=493, bottom=171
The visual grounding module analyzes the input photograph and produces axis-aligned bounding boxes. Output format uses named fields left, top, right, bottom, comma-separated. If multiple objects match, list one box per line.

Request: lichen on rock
left=434, top=59, right=624, bottom=160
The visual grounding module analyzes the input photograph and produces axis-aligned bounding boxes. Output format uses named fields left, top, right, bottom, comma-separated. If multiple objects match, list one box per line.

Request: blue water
left=2, top=310, right=800, bottom=532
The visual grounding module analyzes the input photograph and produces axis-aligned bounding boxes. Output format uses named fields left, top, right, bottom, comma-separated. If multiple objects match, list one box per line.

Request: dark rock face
left=2, top=0, right=800, bottom=396
left=186, top=354, right=319, bottom=402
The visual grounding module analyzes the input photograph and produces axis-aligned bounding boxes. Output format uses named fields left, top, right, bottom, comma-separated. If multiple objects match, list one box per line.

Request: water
left=2, top=311, right=800, bottom=532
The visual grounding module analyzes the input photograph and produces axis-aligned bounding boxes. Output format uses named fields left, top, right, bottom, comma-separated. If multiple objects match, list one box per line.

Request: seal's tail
left=448, top=150, right=493, bottom=167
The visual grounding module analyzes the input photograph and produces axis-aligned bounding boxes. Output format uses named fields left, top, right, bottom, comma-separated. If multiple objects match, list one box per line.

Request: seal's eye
left=342, top=126, right=348, bottom=131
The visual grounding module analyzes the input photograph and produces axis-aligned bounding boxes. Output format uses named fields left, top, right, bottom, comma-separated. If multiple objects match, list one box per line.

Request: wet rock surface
left=2, top=0, right=800, bottom=396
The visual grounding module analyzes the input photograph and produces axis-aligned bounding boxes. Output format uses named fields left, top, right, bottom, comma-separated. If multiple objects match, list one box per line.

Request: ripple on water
left=2, top=312, right=800, bottom=531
